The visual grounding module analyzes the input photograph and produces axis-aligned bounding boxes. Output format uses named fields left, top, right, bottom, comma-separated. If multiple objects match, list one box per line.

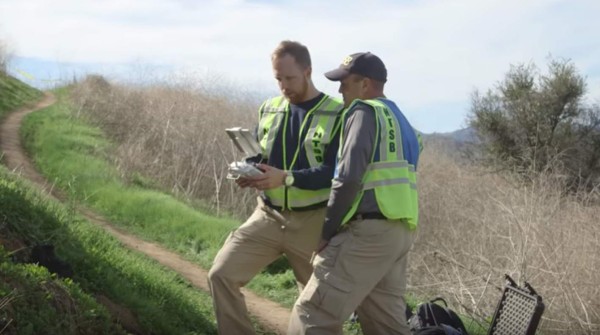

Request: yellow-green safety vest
left=341, top=99, right=420, bottom=230
left=257, top=95, right=344, bottom=209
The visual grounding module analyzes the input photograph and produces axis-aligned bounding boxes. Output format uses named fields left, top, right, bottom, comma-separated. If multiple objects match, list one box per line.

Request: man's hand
left=235, top=177, right=256, bottom=188
left=234, top=164, right=286, bottom=190
left=310, top=239, right=330, bottom=265
left=248, top=164, right=287, bottom=191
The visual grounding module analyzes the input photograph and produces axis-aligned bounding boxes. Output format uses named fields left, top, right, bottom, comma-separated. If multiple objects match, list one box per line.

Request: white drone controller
left=225, top=127, right=264, bottom=180
left=227, top=161, right=263, bottom=180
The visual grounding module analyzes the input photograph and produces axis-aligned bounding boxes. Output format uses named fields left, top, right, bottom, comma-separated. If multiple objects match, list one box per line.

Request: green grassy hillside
left=0, top=163, right=219, bottom=334
left=21, top=87, right=301, bottom=308
left=0, top=73, right=42, bottom=119
left=0, top=170, right=127, bottom=334
left=0, top=80, right=280, bottom=334
left=0, top=79, right=221, bottom=334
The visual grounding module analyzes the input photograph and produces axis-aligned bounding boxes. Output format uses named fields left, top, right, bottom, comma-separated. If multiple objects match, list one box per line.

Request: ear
left=361, top=78, right=370, bottom=91
left=305, top=66, right=312, bottom=78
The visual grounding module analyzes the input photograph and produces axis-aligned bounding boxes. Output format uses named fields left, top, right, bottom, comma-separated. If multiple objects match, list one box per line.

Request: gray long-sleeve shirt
left=321, top=102, right=381, bottom=241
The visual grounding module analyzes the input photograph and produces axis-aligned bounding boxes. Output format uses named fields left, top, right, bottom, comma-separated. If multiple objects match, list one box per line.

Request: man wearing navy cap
left=288, top=52, right=422, bottom=335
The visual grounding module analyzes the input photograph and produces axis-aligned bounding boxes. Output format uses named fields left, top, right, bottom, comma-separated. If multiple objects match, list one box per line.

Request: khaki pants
left=288, top=218, right=416, bottom=335
left=208, top=198, right=326, bottom=335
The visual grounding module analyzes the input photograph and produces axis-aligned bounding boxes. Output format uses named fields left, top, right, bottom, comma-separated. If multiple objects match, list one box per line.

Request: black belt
left=350, top=212, right=387, bottom=221
left=261, top=196, right=327, bottom=212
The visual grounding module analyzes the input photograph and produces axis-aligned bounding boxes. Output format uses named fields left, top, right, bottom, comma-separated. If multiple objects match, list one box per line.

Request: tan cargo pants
left=208, top=197, right=326, bottom=334
left=288, top=218, right=416, bottom=335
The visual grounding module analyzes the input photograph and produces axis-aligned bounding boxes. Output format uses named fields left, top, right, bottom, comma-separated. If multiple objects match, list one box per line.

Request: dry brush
left=71, top=75, right=261, bottom=218
left=413, top=141, right=600, bottom=333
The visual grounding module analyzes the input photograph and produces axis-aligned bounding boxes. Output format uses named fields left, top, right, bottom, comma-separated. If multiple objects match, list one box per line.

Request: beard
left=285, top=78, right=309, bottom=104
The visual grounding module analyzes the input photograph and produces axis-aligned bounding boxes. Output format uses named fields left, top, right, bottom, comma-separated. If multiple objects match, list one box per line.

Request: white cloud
left=1, top=0, right=599, bottom=132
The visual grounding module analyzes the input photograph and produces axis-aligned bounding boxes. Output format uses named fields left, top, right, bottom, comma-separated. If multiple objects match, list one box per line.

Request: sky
left=1, top=0, right=599, bottom=133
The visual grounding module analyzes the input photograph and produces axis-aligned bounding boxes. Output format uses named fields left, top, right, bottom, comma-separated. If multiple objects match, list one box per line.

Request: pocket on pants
left=300, top=273, right=353, bottom=320
left=313, top=232, right=349, bottom=270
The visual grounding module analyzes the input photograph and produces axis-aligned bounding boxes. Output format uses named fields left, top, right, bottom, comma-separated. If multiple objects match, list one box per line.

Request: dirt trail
left=0, top=93, right=290, bottom=334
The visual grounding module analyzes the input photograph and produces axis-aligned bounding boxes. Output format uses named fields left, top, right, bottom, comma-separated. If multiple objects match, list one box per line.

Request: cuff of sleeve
left=321, top=218, right=341, bottom=241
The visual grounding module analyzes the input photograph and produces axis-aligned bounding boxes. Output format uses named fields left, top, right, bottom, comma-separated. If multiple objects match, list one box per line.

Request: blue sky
left=1, top=0, right=599, bottom=133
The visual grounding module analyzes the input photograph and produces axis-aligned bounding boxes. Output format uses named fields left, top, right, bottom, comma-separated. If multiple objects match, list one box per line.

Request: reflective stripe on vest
left=341, top=99, right=419, bottom=229
left=258, top=96, right=287, bottom=160
left=363, top=161, right=417, bottom=190
left=258, top=95, right=344, bottom=209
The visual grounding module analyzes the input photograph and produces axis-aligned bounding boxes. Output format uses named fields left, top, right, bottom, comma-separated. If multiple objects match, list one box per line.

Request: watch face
left=285, top=175, right=294, bottom=186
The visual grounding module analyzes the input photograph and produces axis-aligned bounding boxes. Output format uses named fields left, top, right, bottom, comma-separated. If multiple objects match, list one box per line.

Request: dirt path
left=0, top=93, right=290, bottom=334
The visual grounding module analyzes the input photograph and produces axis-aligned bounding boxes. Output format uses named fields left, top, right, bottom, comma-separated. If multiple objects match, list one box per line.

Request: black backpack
left=408, top=297, right=469, bottom=335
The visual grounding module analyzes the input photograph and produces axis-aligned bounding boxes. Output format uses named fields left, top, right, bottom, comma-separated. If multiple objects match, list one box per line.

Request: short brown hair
left=351, top=74, right=385, bottom=90
left=271, top=40, right=311, bottom=69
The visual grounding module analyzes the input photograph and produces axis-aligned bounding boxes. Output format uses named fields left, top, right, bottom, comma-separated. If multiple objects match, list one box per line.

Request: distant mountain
left=421, top=127, right=478, bottom=144
left=420, top=127, right=480, bottom=160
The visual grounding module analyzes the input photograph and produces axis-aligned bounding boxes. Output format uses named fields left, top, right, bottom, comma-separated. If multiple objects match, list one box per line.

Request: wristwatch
left=284, top=171, right=295, bottom=187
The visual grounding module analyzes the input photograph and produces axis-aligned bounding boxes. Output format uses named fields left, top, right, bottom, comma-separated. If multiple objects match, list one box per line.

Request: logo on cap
left=342, top=55, right=353, bottom=66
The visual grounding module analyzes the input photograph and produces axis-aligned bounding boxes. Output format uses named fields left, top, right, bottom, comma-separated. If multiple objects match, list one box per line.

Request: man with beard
left=208, top=40, right=345, bottom=334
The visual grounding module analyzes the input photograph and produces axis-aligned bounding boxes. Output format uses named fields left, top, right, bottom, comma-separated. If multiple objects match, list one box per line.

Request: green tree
left=468, top=58, right=600, bottom=189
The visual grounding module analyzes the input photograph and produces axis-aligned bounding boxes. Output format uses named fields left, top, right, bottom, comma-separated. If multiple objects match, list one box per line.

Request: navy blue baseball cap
left=325, top=52, right=387, bottom=82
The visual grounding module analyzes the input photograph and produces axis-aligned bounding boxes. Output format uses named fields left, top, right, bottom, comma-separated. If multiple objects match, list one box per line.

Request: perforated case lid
left=489, top=278, right=544, bottom=335
left=225, top=127, right=261, bottom=157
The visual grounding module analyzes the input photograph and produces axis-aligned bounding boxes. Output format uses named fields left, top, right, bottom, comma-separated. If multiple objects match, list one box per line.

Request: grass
left=0, top=74, right=223, bottom=332
left=21, top=88, right=302, bottom=309
left=0, top=73, right=42, bottom=120
left=0, top=165, right=219, bottom=334
left=0, top=248, right=125, bottom=335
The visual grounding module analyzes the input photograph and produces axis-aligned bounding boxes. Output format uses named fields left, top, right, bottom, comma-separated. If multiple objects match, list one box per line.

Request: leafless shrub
left=411, top=141, right=600, bottom=333
left=71, top=75, right=262, bottom=218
